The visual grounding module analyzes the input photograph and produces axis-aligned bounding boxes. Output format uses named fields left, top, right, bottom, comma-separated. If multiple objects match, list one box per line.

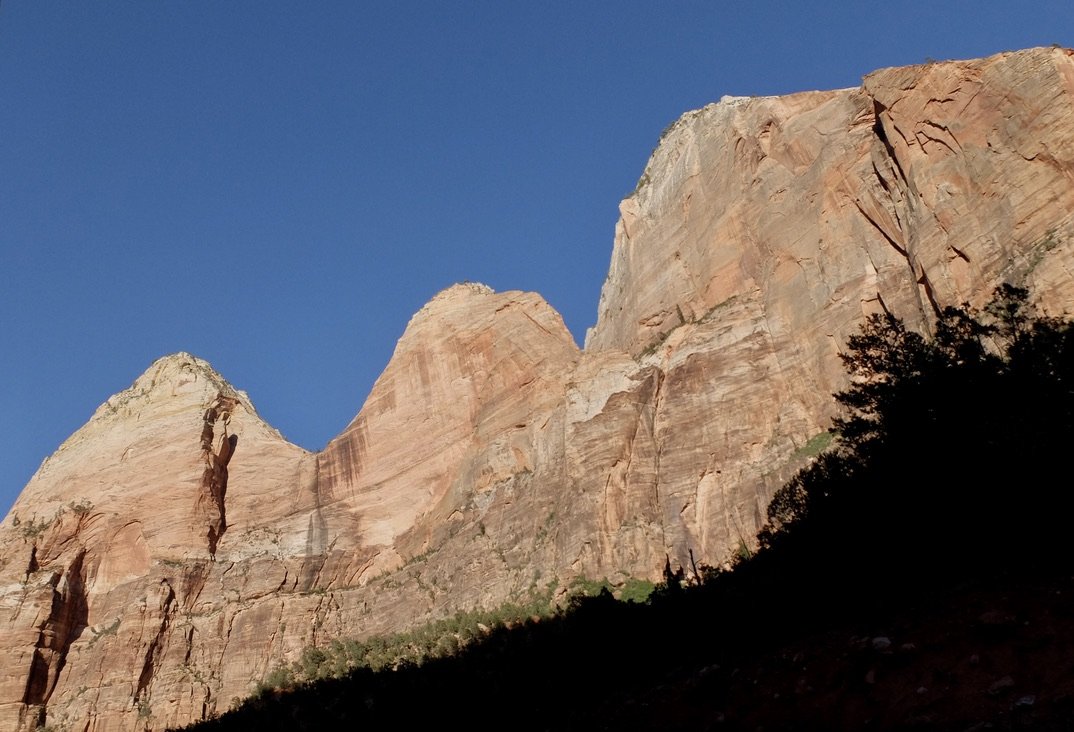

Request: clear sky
left=3, top=1, right=1073, bottom=515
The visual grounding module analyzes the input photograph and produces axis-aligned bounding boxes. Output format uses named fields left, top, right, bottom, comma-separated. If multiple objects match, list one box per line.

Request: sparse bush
left=256, top=664, right=296, bottom=695
left=69, top=499, right=94, bottom=516
left=618, top=577, right=656, bottom=603
left=567, top=576, right=611, bottom=598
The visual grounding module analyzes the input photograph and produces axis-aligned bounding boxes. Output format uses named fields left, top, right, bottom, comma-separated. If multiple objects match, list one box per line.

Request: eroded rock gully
left=198, top=397, right=239, bottom=560
left=2, top=47, right=1074, bottom=730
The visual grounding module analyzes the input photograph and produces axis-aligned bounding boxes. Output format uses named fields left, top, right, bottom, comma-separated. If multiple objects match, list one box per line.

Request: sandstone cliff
left=2, top=46, right=1073, bottom=731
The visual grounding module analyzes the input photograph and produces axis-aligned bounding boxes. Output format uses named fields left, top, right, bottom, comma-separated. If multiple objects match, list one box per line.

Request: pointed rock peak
left=445, top=280, right=495, bottom=295
left=139, top=352, right=231, bottom=389
left=129, top=352, right=235, bottom=398
left=88, top=352, right=251, bottom=424
left=406, top=282, right=575, bottom=342
left=426, top=281, right=496, bottom=305
left=407, top=281, right=501, bottom=323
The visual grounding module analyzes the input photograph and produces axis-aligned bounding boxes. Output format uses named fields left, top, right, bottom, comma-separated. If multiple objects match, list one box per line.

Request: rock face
left=2, top=46, right=1074, bottom=730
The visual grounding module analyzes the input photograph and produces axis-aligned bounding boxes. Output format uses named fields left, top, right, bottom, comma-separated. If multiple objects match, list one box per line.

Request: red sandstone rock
left=2, top=47, right=1074, bottom=730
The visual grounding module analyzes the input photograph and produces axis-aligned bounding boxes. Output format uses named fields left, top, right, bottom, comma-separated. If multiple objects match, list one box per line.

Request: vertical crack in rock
left=135, top=579, right=176, bottom=704
left=182, top=626, right=195, bottom=666
left=197, top=395, right=239, bottom=560
left=917, top=268, right=943, bottom=318
left=216, top=611, right=237, bottom=671
left=876, top=291, right=895, bottom=320
left=179, top=561, right=209, bottom=612
left=24, top=544, right=39, bottom=580
left=871, top=161, right=892, bottom=194
left=871, top=100, right=909, bottom=188
left=859, top=102, right=912, bottom=263
left=853, top=199, right=910, bottom=256
left=860, top=99, right=916, bottom=282
left=17, top=705, right=46, bottom=731
left=647, top=368, right=669, bottom=550
left=864, top=94, right=937, bottom=327
left=299, top=469, right=329, bottom=592
left=22, top=550, right=89, bottom=714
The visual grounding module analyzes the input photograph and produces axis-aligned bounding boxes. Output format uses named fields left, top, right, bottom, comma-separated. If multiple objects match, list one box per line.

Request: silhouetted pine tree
left=760, top=284, right=1074, bottom=582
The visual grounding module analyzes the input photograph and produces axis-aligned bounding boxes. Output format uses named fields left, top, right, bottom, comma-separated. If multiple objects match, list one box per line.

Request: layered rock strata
left=2, top=46, right=1073, bottom=730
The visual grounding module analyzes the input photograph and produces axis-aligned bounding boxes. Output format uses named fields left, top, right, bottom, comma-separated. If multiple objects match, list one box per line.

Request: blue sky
left=3, top=1, right=1073, bottom=514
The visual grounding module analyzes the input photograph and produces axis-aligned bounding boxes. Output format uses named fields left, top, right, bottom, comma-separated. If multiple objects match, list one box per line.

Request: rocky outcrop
left=0, top=287, right=583, bottom=731
left=583, top=45, right=1074, bottom=568
left=2, top=46, right=1073, bottom=730
left=0, top=355, right=311, bottom=730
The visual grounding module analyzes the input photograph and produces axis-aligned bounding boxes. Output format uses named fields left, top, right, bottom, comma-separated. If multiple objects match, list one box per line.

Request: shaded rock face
left=2, top=47, right=1074, bottom=730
